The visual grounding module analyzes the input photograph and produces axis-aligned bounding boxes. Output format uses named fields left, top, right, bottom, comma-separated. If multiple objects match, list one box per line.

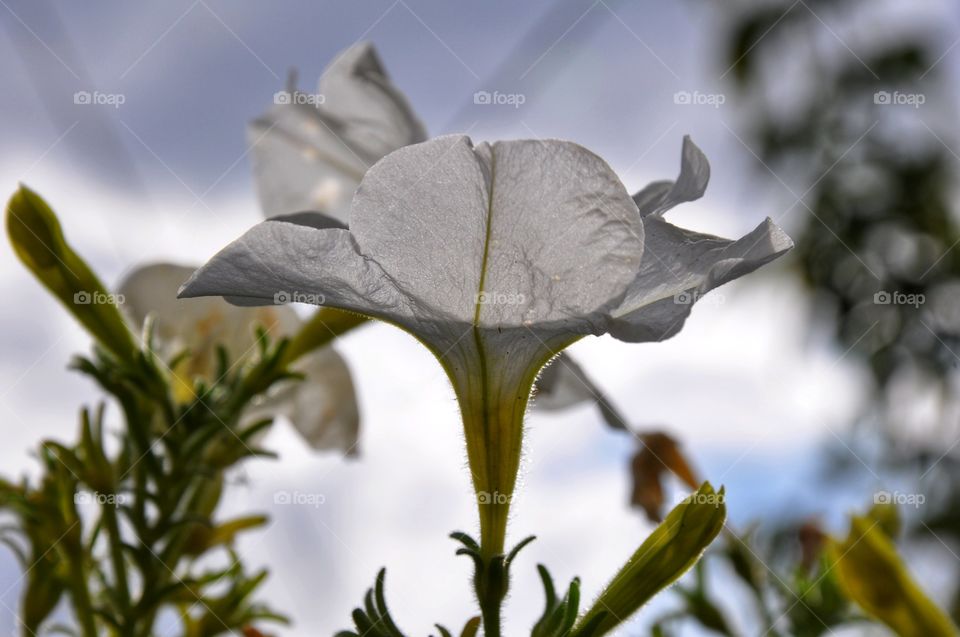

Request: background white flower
left=120, top=263, right=360, bottom=454
left=249, top=41, right=427, bottom=227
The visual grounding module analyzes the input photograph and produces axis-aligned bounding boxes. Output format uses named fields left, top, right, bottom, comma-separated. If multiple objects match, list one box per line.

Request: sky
left=1, top=1, right=958, bottom=635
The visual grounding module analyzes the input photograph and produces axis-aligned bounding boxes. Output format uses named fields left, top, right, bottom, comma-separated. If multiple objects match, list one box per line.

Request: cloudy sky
left=1, top=1, right=958, bottom=635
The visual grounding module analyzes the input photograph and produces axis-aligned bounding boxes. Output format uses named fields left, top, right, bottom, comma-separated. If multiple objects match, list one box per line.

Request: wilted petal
left=632, top=136, right=710, bottom=217
left=609, top=216, right=792, bottom=343
left=533, top=352, right=626, bottom=430
left=630, top=431, right=700, bottom=522
left=249, top=42, right=426, bottom=225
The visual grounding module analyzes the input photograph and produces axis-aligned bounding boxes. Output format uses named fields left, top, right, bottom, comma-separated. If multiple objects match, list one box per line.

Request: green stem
left=101, top=502, right=131, bottom=619
left=65, top=545, right=98, bottom=637
left=280, top=307, right=367, bottom=367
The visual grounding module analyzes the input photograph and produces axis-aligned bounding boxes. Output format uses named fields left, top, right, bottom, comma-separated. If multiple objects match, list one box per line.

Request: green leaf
left=573, top=482, right=726, bottom=636
left=6, top=186, right=137, bottom=364
left=21, top=563, right=64, bottom=634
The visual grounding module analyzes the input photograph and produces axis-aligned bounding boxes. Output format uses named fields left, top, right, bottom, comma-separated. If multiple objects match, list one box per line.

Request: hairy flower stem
left=459, top=385, right=528, bottom=559
left=452, top=335, right=560, bottom=636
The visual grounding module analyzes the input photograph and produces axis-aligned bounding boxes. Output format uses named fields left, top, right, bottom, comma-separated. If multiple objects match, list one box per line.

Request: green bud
left=574, top=482, right=726, bottom=636
left=829, top=514, right=957, bottom=637
left=6, top=186, right=137, bottom=364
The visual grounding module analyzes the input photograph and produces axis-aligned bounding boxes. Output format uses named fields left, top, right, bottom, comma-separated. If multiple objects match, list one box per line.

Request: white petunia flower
left=120, top=263, right=359, bottom=454
left=180, top=135, right=792, bottom=555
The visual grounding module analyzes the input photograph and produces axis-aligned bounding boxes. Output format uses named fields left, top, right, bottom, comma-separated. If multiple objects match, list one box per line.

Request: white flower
left=251, top=42, right=618, bottom=426
left=180, top=135, right=791, bottom=554
left=249, top=42, right=427, bottom=226
left=120, top=263, right=359, bottom=454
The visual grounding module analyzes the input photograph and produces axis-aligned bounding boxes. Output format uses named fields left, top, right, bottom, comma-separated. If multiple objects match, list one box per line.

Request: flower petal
left=286, top=345, right=360, bottom=453
left=249, top=42, right=426, bottom=225
left=120, top=262, right=300, bottom=355
left=533, top=352, right=626, bottom=430
left=317, top=42, right=427, bottom=161
left=609, top=216, right=793, bottom=343
left=632, top=136, right=710, bottom=217
left=349, top=135, right=644, bottom=334
left=178, top=217, right=406, bottom=322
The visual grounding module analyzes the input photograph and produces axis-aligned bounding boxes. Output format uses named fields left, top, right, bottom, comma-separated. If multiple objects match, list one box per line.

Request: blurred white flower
left=120, top=263, right=359, bottom=454
left=249, top=41, right=427, bottom=226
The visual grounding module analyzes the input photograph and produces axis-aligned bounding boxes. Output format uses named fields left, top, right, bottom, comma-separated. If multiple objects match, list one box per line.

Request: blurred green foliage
left=3, top=189, right=291, bottom=636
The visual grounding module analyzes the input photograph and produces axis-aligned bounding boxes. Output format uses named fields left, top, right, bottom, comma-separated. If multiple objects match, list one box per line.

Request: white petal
left=248, top=107, right=368, bottom=226
left=349, top=135, right=645, bottom=333
left=317, top=42, right=427, bottom=161
left=120, top=262, right=299, bottom=358
left=533, top=351, right=626, bottom=430
left=185, top=136, right=645, bottom=358
left=287, top=346, right=360, bottom=453
left=534, top=352, right=596, bottom=409
left=633, top=136, right=710, bottom=217
left=609, top=216, right=793, bottom=343
left=179, top=218, right=406, bottom=322
left=248, top=42, right=426, bottom=225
